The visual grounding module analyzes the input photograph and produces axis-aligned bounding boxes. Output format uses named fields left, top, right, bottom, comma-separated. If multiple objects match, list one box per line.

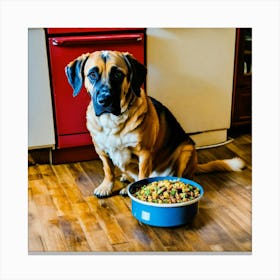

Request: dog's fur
left=65, top=50, right=245, bottom=198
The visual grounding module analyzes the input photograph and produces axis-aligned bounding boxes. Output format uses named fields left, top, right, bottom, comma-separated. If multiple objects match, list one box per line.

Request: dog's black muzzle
left=93, top=87, right=121, bottom=117
left=97, top=89, right=113, bottom=107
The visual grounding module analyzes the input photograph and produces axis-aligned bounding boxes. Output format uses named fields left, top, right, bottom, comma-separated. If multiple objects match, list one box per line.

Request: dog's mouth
left=94, top=104, right=121, bottom=117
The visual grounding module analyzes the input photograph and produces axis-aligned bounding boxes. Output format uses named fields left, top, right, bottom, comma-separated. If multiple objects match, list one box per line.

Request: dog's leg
left=119, top=150, right=151, bottom=196
left=94, top=153, right=115, bottom=198
left=119, top=165, right=138, bottom=196
left=178, top=145, right=196, bottom=178
left=171, top=143, right=197, bottom=178
left=138, top=150, right=152, bottom=180
left=118, top=172, right=134, bottom=196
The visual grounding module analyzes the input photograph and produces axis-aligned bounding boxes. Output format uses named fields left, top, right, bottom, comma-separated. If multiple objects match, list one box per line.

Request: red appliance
left=47, top=28, right=146, bottom=150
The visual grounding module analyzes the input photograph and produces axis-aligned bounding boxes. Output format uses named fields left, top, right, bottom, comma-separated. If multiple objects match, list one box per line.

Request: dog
left=65, top=50, right=245, bottom=198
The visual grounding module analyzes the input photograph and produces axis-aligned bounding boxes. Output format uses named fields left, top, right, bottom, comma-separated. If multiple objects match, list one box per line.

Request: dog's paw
left=119, top=173, right=133, bottom=183
left=94, top=182, right=113, bottom=198
left=119, top=186, right=128, bottom=196
left=120, top=174, right=129, bottom=182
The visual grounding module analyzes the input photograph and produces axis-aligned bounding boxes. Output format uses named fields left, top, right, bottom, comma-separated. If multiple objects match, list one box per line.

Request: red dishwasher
left=47, top=28, right=146, bottom=161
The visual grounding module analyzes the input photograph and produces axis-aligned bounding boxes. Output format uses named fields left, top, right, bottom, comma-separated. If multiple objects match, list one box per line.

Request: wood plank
left=115, top=213, right=167, bottom=251
left=210, top=207, right=251, bottom=251
left=51, top=216, right=91, bottom=252
left=193, top=209, right=242, bottom=251
left=86, top=196, right=128, bottom=246
left=28, top=180, right=69, bottom=252
left=106, top=196, right=132, bottom=217
left=71, top=201, right=114, bottom=251
left=113, top=241, right=144, bottom=252
left=28, top=165, right=43, bottom=181
left=180, top=226, right=212, bottom=251
left=28, top=198, right=45, bottom=251
left=80, top=160, right=104, bottom=187
left=66, top=162, right=94, bottom=197
left=38, top=164, right=74, bottom=217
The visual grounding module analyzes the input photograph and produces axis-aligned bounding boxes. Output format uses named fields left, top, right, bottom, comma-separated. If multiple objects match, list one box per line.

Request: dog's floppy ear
left=65, top=53, right=90, bottom=97
left=123, top=53, right=147, bottom=97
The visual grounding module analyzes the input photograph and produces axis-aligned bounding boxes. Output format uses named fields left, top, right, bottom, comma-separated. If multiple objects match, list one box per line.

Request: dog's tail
left=196, top=157, right=245, bottom=174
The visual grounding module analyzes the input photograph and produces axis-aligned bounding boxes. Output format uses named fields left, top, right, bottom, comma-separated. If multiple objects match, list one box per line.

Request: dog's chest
left=94, top=125, right=139, bottom=170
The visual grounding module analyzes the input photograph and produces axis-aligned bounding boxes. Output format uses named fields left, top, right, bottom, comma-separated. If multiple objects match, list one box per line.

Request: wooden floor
left=28, top=133, right=252, bottom=253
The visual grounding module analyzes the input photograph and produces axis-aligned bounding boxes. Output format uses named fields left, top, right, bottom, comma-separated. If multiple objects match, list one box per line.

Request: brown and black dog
left=65, top=50, right=245, bottom=198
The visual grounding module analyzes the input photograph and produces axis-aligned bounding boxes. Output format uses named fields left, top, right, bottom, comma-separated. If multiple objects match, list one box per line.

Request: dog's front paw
left=120, top=174, right=129, bottom=182
left=119, top=173, right=134, bottom=183
left=94, top=181, right=113, bottom=198
left=119, top=186, right=128, bottom=196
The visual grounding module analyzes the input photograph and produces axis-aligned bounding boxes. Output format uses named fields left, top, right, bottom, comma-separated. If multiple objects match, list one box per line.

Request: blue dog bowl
left=127, top=176, right=204, bottom=227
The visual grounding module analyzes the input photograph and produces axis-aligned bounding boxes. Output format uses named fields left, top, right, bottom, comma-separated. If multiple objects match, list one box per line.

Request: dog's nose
left=97, top=91, right=112, bottom=107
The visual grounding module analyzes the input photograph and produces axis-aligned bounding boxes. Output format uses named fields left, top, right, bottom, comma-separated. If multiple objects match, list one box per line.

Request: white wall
left=146, top=28, right=236, bottom=136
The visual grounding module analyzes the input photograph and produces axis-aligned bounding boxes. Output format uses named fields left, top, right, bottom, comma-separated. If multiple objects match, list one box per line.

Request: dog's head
left=65, top=50, right=147, bottom=116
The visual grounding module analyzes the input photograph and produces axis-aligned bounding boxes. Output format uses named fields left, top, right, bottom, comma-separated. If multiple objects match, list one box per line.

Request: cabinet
left=28, top=28, right=55, bottom=149
left=231, top=28, right=252, bottom=127
left=47, top=28, right=146, bottom=151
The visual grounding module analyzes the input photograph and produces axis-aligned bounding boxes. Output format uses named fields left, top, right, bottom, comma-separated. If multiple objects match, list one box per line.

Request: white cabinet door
left=28, top=28, right=55, bottom=149
left=146, top=28, right=236, bottom=147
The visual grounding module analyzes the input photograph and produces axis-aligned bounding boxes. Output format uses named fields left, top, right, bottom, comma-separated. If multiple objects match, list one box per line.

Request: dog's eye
left=88, top=70, right=99, bottom=81
left=111, top=70, right=124, bottom=82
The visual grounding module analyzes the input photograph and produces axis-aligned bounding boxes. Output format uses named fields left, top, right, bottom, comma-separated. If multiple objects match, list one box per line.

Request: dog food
left=133, top=180, right=200, bottom=204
